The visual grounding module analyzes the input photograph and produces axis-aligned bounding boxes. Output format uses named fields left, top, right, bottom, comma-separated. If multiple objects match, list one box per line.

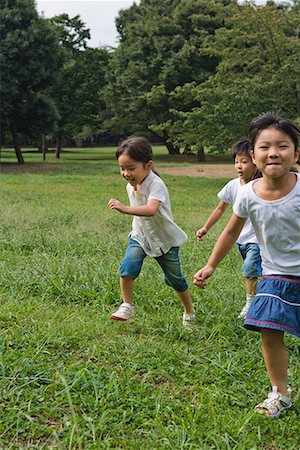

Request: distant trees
left=54, top=47, right=110, bottom=153
left=106, top=0, right=225, bottom=153
left=0, top=0, right=64, bottom=163
left=1, top=0, right=299, bottom=163
left=174, top=0, right=300, bottom=151
left=49, top=14, right=110, bottom=157
left=108, top=0, right=300, bottom=156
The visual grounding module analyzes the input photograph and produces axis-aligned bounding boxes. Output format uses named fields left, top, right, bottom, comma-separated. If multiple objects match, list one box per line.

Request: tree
left=0, top=0, right=64, bottom=163
left=175, top=1, right=300, bottom=152
left=57, top=47, right=111, bottom=150
left=106, top=0, right=227, bottom=153
left=48, top=14, right=90, bottom=156
left=49, top=13, right=90, bottom=53
left=48, top=14, right=111, bottom=156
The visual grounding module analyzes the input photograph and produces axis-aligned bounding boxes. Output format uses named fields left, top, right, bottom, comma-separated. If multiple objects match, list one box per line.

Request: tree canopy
left=0, top=0, right=64, bottom=163
left=170, top=0, right=300, bottom=151
left=1, top=0, right=299, bottom=162
left=106, top=0, right=226, bottom=153
left=48, top=14, right=110, bottom=156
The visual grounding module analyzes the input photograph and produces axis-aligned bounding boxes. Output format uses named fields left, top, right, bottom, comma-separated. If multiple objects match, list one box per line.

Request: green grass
left=0, top=147, right=299, bottom=449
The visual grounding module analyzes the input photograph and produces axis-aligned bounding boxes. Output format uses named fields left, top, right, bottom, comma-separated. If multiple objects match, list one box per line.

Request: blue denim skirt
left=244, top=275, right=300, bottom=338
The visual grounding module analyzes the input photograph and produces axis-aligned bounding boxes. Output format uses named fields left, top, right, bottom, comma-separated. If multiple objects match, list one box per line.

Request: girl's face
left=118, top=153, right=152, bottom=188
left=234, top=153, right=256, bottom=184
left=252, top=127, right=299, bottom=178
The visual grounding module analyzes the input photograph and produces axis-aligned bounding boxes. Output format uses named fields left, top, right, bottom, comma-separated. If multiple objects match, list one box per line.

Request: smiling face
left=118, top=153, right=152, bottom=188
left=234, top=152, right=256, bottom=184
left=252, top=127, right=299, bottom=179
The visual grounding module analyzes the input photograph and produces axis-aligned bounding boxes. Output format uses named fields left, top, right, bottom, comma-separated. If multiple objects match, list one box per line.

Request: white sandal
left=255, top=386, right=292, bottom=418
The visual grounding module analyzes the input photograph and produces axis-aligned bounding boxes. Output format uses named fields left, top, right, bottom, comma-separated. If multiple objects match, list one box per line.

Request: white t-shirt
left=218, top=178, right=258, bottom=245
left=233, top=173, right=300, bottom=276
left=127, top=170, right=187, bottom=257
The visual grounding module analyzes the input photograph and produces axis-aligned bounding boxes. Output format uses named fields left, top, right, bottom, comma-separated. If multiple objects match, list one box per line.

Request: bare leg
left=238, top=277, right=258, bottom=318
left=120, top=276, right=135, bottom=305
left=176, top=288, right=194, bottom=315
left=261, top=329, right=288, bottom=395
left=245, top=277, right=258, bottom=295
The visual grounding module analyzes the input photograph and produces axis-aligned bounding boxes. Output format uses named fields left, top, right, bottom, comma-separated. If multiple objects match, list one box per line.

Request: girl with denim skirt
left=196, top=139, right=262, bottom=318
left=194, top=112, right=300, bottom=418
left=108, top=136, right=195, bottom=329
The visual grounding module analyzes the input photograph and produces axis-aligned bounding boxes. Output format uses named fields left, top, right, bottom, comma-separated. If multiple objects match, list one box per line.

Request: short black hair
left=230, top=138, right=251, bottom=161
left=250, top=112, right=300, bottom=151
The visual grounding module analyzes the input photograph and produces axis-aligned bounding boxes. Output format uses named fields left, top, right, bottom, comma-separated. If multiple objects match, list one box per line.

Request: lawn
left=0, top=147, right=299, bottom=449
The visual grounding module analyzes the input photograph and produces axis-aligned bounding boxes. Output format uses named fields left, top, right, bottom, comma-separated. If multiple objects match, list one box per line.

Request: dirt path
left=156, top=163, right=235, bottom=178
left=1, top=162, right=236, bottom=179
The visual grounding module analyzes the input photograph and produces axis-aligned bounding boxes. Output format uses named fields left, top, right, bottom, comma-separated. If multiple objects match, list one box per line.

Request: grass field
left=0, top=147, right=299, bottom=449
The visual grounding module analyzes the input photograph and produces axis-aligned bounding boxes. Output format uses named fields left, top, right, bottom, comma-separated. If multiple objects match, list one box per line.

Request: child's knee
left=165, top=276, right=188, bottom=292
left=119, top=259, right=141, bottom=279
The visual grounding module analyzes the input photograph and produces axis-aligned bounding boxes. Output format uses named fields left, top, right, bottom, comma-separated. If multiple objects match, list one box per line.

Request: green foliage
left=49, top=13, right=90, bottom=53
left=54, top=48, right=111, bottom=143
left=106, top=0, right=225, bottom=152
left=0, top=0, right=64, bottom=154
left=0, top=149, right=299, bottom=447
left=2, top=0, right=300, bottom=161
left=107, top=0, right=299, bottom=153
left=49, top=15, right=111, bottom=149
left=175, top=1, right=300, bottom=150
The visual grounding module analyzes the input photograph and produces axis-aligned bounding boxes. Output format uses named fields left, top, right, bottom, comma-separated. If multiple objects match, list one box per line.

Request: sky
left=36, top=1, right=137, bottom=48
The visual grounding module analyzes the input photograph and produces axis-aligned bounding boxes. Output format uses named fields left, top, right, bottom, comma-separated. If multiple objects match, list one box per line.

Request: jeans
left=120, top=238, right=188, bottom=292
left=236, top=242, right=262, bottom=278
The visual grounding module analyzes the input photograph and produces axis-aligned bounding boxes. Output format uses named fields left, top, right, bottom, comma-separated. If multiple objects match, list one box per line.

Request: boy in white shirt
left=196, top=139, right=262, bottom=317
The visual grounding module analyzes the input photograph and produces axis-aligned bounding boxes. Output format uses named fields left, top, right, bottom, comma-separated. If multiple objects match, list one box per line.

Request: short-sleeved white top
left=233, top=173, right=300, bottom=276
left=127, top=170, right=187, bottom=257
left=218, top=178, right=258, bottom=245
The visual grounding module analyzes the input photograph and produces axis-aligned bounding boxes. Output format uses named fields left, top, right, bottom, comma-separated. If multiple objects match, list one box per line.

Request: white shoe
left=183, top=312, right=196, bottom=329
left=238, top=304, right=250, bottom=319
left=110, top=303, right=134, bottom=321
left=255, top=386, right=292, bottom=418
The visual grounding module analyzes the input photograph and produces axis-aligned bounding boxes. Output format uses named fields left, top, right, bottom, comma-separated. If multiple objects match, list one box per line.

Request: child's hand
left=193, top=265, right=215, bottom=288
left=108, top=198, right=127, bottom=214
left=196, top=227, right=207, bottom=240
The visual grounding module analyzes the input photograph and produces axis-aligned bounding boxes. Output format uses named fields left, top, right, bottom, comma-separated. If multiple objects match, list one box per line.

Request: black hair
left=116, top=136, right=153, bottom=163
left=116, top=136, right=160, bottom=176
left=249, top=112, right=300, bottom=152
left=230, top=138, right=252, bottom=161
left=231, top=138, right=262, bottom=180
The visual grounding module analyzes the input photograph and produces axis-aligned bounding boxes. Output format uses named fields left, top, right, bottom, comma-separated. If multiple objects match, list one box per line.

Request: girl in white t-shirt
left=108, top=136, right=195, bottom=328
left=196, top=139, right=262, bottom=318
left=194, top=112, right=300, bottom=418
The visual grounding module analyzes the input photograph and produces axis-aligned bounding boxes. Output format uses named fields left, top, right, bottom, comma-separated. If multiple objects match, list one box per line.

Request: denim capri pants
left=236, top=243, right=262, bottom=278
left=119, top=237, right=188, bottom=292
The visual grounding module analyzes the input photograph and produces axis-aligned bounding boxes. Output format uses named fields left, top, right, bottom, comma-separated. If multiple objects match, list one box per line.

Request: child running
left=108, top=136, right=196, bottom=328
left=196, top=139, right=262, bottom=318
left=194, top=112, right=300, bottom=418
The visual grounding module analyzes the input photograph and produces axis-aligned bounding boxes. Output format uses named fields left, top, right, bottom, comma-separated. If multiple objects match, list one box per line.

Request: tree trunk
left=55, top=131, right=63, bottom=159
left=42, top=134, right=47, bottom=161
left=197, top=144, right=205, bottom=162
left=11, top=121, right=24, bottom=164
left=162, top=130, right=180, bottom=154
left=182, top=144, right=192, bottom=154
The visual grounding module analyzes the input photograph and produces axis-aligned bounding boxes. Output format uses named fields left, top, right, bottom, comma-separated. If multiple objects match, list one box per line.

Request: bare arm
left=108, top=198, right=160, bottom=216
left=196, top=201, right=228, bottom=240
left=194, top=213, right=246, bottom=288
